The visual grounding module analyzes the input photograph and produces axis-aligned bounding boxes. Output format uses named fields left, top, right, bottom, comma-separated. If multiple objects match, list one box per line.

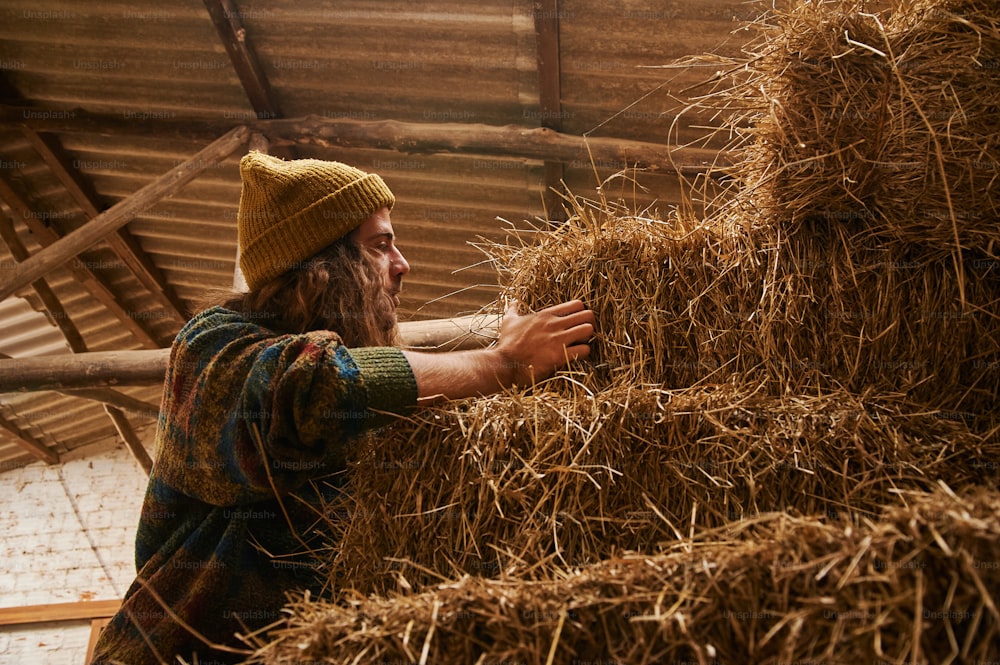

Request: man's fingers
left=564, top=342, right=592, bottom=361
left=560, top=309, right=596, bottom=329
left=542, top=302, right=594, bottom=328
left=541, top=299, right=587, bottom=316
left=548, top=311, right=595, bottom=340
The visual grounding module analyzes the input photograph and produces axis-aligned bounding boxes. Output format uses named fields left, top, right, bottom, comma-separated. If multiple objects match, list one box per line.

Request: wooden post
left=533, top=0, right=567, bottom=222
left=0, top=125, right=249, bottom=303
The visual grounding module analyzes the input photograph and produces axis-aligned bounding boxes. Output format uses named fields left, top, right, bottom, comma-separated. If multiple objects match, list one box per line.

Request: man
left=90, top=152, right=595, bottom=664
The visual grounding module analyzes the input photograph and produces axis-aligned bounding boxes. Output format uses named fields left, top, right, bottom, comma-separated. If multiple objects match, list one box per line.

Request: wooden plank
left=0, top=125, right=249, bottom=303
left=0, top=600, right=121, bottom=626
left=87, top=617, right=113, bottom=662
left=0, top=315, right=499, bottom=392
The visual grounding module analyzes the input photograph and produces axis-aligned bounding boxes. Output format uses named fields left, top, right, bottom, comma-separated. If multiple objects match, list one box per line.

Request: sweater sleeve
left=152, top=307, right=417, bottom=505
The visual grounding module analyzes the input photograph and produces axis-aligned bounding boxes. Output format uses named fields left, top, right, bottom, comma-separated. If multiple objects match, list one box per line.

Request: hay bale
left=697, top=0, right=1000, bottom=411
left=326, top=381, right=997, bottom=596
left=249, top=488, right=1000, bottom=665
left=750, top=221, right=1000, bottom=414
left=718, top=0, right=1000, bottom=253
left=486, top=195, right=999, bottom=417
left=478, top=200, right=763, bottom=391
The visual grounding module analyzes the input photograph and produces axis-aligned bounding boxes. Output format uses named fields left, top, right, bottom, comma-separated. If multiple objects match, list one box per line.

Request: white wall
left=0, top=446, right=148, bottom=665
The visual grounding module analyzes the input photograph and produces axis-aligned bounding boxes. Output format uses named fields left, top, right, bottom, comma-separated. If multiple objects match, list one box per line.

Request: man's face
left=350, top=207, right=410, bottom=308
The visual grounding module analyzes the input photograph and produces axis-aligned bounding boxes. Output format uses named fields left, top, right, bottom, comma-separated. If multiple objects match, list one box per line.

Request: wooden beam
left=0, top=599, right=121, bottom=626
left=0, top=125, right=249, bottom=304
left=533, top=0, right=562, bottom=126
left=0, top=314, right=500, bottom=392
left=278, top=117, right=719, bottom=173
left=103, top=405, right=153, bottom=474
left=399, top=313, right=500, bottom=351
left=0, top=352, right=159, bottom=418
left=202, top=0, right=296, bottom=160
left=0, top=177, right=160, bottom=347
left=20, top=129, right=188, bottom=325
left=58, top=388, right=159, bottom=419
left=0, top=413, right=58, bottom=465
left=1, top=106, right=724, bottom=173
left=0, top=348, right=171, bottom=392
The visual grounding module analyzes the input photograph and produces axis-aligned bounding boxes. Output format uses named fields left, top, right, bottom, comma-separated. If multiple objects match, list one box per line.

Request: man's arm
left=402, top=300, right=595, bottom=402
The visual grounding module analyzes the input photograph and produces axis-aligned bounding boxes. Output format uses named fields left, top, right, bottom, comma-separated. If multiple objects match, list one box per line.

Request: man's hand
left=402, top=299, right=596, bottom=402
left=495, top=299, right=595, bottom=386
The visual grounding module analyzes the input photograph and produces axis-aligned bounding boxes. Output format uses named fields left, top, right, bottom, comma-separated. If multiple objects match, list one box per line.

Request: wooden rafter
left=0, top=177, right=160, bottom=347
left=103, top=404, right=153, bottom=474
left=202, top=0, right=296, bottom=159
left=20, top=129, right=188, bottom=325
left=0, top=211, right=87, bottom=351
left=59, top=388, right=159, bottom=419
left=202, top=0, right=281, bottom=120
left=0, top=125, right=250, bottom=304
left=0, top=125, right=245, bottom=471
left=0, top=412, right=58, bottom=465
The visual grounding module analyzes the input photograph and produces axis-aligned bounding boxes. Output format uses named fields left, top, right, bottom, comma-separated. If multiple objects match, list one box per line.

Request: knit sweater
left=89, top=306, right=417, bottom=665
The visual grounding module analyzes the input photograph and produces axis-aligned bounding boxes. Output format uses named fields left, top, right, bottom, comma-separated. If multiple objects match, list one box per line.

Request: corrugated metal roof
left=0, top=0, right=743, bottom=472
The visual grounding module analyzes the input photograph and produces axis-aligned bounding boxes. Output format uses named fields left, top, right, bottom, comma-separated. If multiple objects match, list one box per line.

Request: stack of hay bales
left=247, top=0, right=1000, bottom=663
left=253, top=489, right=1000, bottom=664
left=718, top=0, right=1000, bottom=415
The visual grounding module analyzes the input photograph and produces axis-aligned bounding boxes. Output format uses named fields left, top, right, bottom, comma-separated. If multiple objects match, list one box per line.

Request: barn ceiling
left=0, top=0, right=750, bottom=472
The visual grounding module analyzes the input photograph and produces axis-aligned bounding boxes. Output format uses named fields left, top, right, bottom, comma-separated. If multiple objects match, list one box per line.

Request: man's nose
left=392, top=248, right=410, bottom=277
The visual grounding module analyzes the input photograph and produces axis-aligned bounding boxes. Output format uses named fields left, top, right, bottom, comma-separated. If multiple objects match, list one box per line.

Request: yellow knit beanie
left=237, top=151, right=395, bottom=290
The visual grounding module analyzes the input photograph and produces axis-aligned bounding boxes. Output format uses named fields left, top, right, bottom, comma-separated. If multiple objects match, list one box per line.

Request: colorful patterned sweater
left=90, top=306, right=417, bottom=665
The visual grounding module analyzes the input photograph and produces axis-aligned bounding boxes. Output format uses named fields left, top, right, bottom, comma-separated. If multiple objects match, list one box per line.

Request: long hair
left=208, top=235, right=400, bottom=347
